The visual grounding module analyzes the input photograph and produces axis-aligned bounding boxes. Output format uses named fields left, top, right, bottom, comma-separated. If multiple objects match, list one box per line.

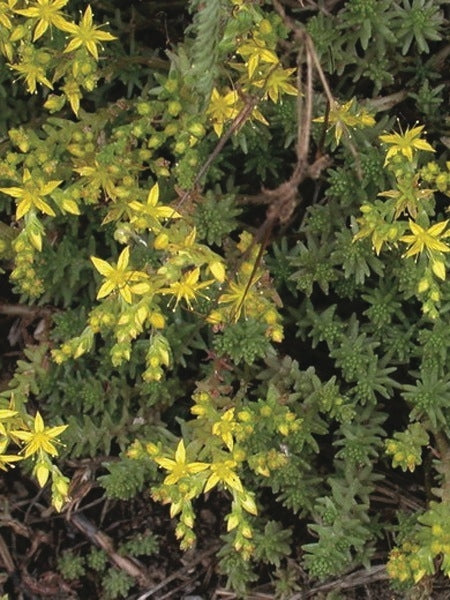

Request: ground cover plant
left=0, top=0, right=449, bottom=598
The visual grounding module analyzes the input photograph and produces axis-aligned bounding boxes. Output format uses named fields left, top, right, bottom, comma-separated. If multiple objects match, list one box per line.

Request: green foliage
left=273, top=563, right=302, bottom=599
left=194, top=188, right=241, bottom=245
left=1, top=0, right=450, bottom=597
left=86, top=548, right=108, bottom=572
left=388, top=501, right=450, bottom=583
left=213, top=318, right=272, bottom=365
left=100, top=456, right=157, bottom=500
left=102, top=568, right=134, bottom=600
left=119, top=531, right=159, bottom=557
left=306, top=0, right=445, bottom=92
left=217, top=537, right=259, bottom=596
left=385, top=422, right=429, bottom=472
left=57, top=551, right=86, bottom=580
left=253, top=521, right=292, bottom=567
left=188, top=0, right=227, bottom=99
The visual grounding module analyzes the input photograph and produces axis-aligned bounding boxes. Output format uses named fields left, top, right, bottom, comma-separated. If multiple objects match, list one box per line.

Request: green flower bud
left=164, top=78, right=178, bottom=93
left=137, top=101, right=152, bottom=116
left=168, top=100, right=182, bottom=117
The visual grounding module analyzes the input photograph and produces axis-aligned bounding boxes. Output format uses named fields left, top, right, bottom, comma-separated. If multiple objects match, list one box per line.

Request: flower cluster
left=146, top=437, right=256, bottom=551
left=385, top=422, right=429, bottom=472
left=354, top=124, right=446, bottom=317
left=205, top=14, right=297, bottom=137
left=0, top=406, right=68, bottom=511
left=388, top=501, right=450, bottom=584
left=131, top=382, right=302, bottom=554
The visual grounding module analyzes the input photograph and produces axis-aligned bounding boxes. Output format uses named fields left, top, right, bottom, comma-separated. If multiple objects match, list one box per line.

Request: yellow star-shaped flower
left=12, top=412, right=68, bottom=459
left=15, top=0, right=71, bottom=41
left=380, top=125, right=435, bottom=165
left=62, top=5, right=116, bottom=60
left=0, top=168, right=61, bottom=220
left=91, top=246, right=150, bottom=304
left=155, top=439, right=209, bottom=486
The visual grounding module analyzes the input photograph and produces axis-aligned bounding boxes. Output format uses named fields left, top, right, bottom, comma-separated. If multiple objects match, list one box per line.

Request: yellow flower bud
left=188, top=122, right=206, bottom=138
left=164, top=123, right=178, bottom=137
left=35, top=461, right=50, bottom=487
left=149, top=355, right=160, bottom=368
left=118, top=313, right=130, bottom=326
left=154, top=231, right=169, bottom=250
left=146, top=442, right=159, bottom=456
left=233, top=447, right=246, bottom=462
left=89, top=315, right=100, bottom=332
left=150, top=312, right=165, bottom=328
left=44, top=94, right=66, bottom=113
left=227, top=513, right=239, bottom=531
left=101, top=314, right=115, bottom=327
left=264, top=309, right=278, bottom=324
left=239, top=492, right=257, bottom=515
left=259, top=19, right=272, bottom=34
left=270, top=325, right=284, bottom=343
left=278, top=423, right=289, bottom=436
left=54, top=476, right=69, bottom=497
left=241, top=524, right=253, bottom=539
left=260, top=405, right=272, bottom=417
left=181, top=511, right=194, bottom=528
left=430, top=289, right=440, bottom=302
left=164, top=78, right=178, bottom=93
left=238, top=410, right=252, bottom=422
left=61, top=343, right=72, bottom=356
left=432, top=523, right=443, bottom=536
left=174, top=141, right=187, bottom=154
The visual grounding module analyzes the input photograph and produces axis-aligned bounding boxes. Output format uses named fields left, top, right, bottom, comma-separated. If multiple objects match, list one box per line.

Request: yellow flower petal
left=91, top=256, right=114, bottom=277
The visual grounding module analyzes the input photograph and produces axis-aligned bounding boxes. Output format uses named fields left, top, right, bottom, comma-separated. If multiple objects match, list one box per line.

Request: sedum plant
left=0, top=0, right=449, bottom=597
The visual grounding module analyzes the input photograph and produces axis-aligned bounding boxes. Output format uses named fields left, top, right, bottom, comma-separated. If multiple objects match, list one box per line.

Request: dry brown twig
left=237, top=0, right=336, bottom=238
left=171, top=0, right=337, bottom=229
left=175, top=97, right=260, bottom=211
left=274, top=0, right=367, bottom=181
left=301, top=564, right=388, bottom=598
left=67, top=511, right=153, bottom=588
left=174, top=61, right=283, bottom=213
left=225, top=0, right=336, bottom=314
left=165, top=0, right=338, bottom=322
left=135, top=543, right=220, bottom=599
